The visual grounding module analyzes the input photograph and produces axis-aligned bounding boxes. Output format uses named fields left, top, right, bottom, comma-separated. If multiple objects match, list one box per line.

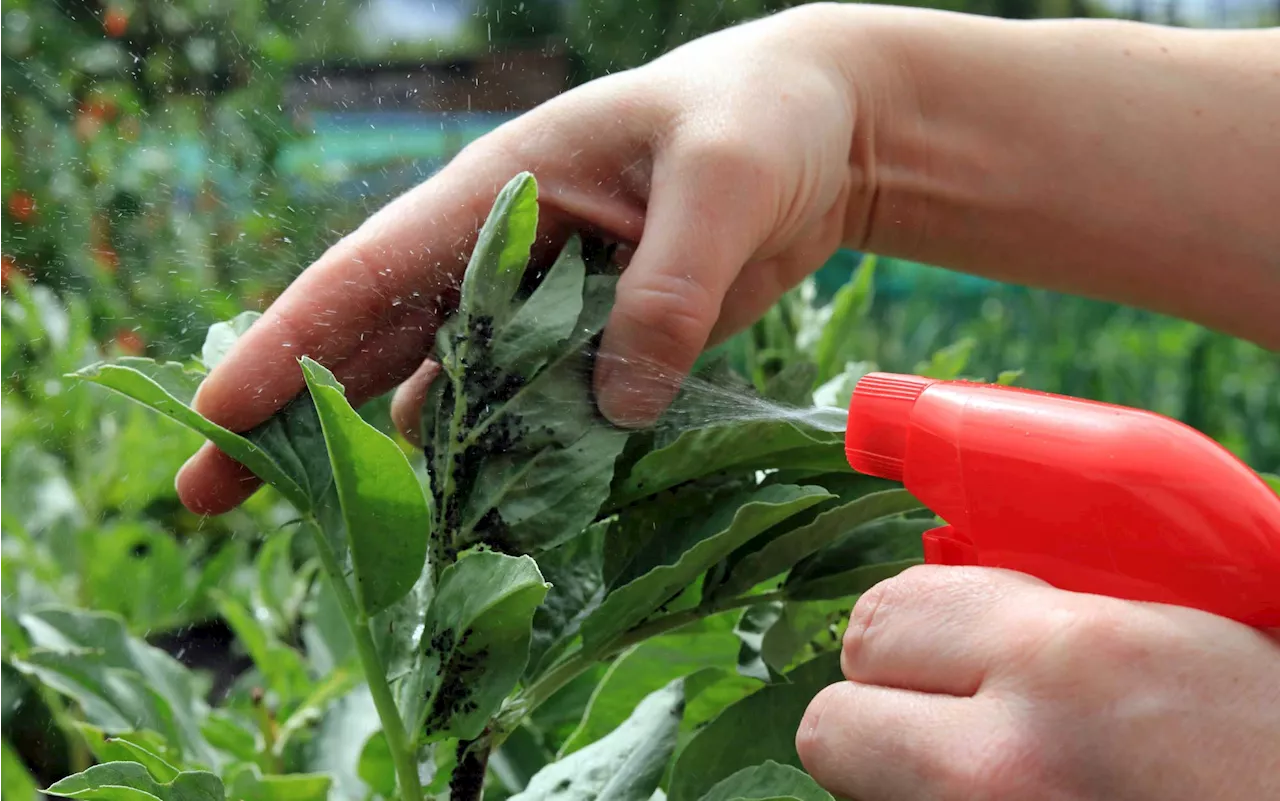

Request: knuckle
left=794, top=684, right=843, bottom=771
left=679, top=132, right=772, bottom=192
left=941, top=729, right=1047, bottom=801
left=615, top=272, right=719, bottom=358
left=842, top=575, right=909, bottom=674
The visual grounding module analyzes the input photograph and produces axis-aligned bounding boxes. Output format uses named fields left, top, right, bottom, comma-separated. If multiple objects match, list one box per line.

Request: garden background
left=3, top=0, right=1278, bottom=797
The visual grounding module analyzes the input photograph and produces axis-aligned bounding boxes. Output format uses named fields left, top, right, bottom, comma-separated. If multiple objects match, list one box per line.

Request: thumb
left=594, top=147, right=768, bottom=426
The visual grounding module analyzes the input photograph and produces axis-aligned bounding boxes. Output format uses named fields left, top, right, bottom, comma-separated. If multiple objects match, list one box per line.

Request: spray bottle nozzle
left=845, top=373, right=938, bottom=482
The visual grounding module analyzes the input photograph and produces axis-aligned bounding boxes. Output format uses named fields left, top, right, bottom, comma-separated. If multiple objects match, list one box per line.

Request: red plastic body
left=844, top=372, right=1280, bottom=627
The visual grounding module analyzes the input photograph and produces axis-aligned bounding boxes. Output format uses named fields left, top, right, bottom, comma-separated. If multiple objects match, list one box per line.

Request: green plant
left=22, top=172, right=935, bottom=800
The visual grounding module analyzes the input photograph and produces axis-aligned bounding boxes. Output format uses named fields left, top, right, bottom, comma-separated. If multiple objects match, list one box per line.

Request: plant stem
left=496, top=589, right=787, bottom=742
left=448, top=737, right=492, bottom=801
left=307, top=520, right=423, bottom=801
left=42, top=685, right=91, bottom=773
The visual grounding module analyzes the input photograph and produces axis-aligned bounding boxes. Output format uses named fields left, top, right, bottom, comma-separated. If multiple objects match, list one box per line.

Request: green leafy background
left=4, top=2, right=1278, bottom=801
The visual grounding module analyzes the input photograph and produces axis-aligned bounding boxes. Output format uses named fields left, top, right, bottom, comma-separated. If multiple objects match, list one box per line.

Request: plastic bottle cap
left=845, top=372, right=938, bottom=481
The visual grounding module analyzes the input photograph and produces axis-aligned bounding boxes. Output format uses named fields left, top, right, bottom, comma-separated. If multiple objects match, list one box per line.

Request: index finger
left=178, top=86, right=662, bottom=514
left=192, top=155, right=517, bottom=433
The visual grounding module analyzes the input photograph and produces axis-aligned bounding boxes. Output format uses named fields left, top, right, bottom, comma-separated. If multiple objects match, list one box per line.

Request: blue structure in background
left=277, top=107, right=1001, bottom=300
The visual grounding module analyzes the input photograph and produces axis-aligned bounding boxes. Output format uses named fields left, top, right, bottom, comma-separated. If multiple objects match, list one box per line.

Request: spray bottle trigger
left=922, top=524, right=980, bottom=567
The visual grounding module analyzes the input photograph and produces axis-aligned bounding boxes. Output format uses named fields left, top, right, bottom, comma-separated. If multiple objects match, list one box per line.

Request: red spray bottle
left=843, top=373, right=1280, bottom=628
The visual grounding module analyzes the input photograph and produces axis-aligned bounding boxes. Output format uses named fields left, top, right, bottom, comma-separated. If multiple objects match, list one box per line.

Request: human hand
left=796, top=565, right=1280, bottom=800
left=176, top=3, right=889, bottom=515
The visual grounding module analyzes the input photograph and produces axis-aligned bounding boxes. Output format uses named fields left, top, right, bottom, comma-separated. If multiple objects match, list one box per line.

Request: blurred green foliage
left=2, top=0, right=1277, bottom=793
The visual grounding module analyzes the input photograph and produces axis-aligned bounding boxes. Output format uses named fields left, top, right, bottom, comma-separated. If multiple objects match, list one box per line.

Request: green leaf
left=200, top=311, right=260, bottom=370
left=72, top=726, right=180, bottom=782
left=491, top=236, right=586, bottom=376
left=45, top=763, right=223, bottom=801
left=714, top=489, right=924, bottom=599
left=70, top=359, right=308, bottom=510
left=308, top=687, right=381, bottom=801
left=560, top=631, right=741, bottom=755
left=459, top=172, right=540, bottom=325
left=13, top=608, right=218, bottom=770
left=300, top=357, right=430, bottom=616
left=1261, top=472, right=1279, bottom=496
left=212, top=593, right=312, bottom=704
left=273, top=666, right=363, bottom=758
left=468, top=427, right=628, bottom=554
left=668, top=653, right=843, bottom=801
left=785, top=558, right=921, bottom=602
left=583, top=485, right=833, bottom=650
left=814, top=256, right=876, bottom=382
left=915, top=337, right=977, bottom=381
left=71, top=360, right=302, bottom=506
left=783, top=517, right=932, bottom=601
left=2, top=738, right=40, bottom=801
left=695, top=761, right=833, bottom=801
left=199, top=713, right=257, bottom=766
left=409, top=552, right=549, bottom=740
left=810, top=360, right=877, bottom=410
left=733, top=602, right=787, bottom=683
left=995, top=369, right=1024, bottom=386
left=425, top=235, right=628, bottom=555
left=77, top=522, right=198, bottom=633
left=738, top=599, right=855, bottom=682
left=526, top=522, right=607, bottom=680
left=511, top=679, right=686, bottom=801
left=611, top=423, right=844, bottom=507
left=226, top=764, right=331, bottom=801
left=254, top=527, right=311, bottom=637
left=357, top=734, right=398, bottom=800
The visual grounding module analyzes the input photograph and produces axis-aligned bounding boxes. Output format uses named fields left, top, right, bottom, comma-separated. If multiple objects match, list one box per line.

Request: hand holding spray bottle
left=842, top=373, right=1280, bottom=627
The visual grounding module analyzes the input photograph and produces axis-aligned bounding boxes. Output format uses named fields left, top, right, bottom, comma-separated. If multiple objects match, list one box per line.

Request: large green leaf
left=510, top=679, right=686, bottom=801
left=610, top=423, right=844, bottom=507
left=582, top=485, right=833, bottom=650
left=559, top=631, right=741, bottom=756
left=668, top=653, right=843, bottom=801
left=44, top=762, right=223, bottom=801
left=696, top=761, right=833, bottom=801
left=526, top=522, right=607, bottom=680
left=300, top=358, right=430, bottom=616
left=785, top=559, right=922, bottom=602
left=70, top=359, right=307, bottom=509
left=783, top=517, right=932, bottom=601
left=407, top=552, right=549, bottom=740
left=12, top=609, right=218, bottom=770
left=225, top=764, right=331, bottom=801
left=713, top=489, right=923, bottom=599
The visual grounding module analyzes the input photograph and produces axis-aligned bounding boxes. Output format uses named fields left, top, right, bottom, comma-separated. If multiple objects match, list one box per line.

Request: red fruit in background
left=2, top=255, right=17, bottom=289
left=104, top=6, right=129, bottom=38
left=113, top=329, right=146, bottom=356
left=8, top=191, right=36, bottom=223
left=95, top=247, right=119, bottom=274
left=81, top=98, right=117, bottom=122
